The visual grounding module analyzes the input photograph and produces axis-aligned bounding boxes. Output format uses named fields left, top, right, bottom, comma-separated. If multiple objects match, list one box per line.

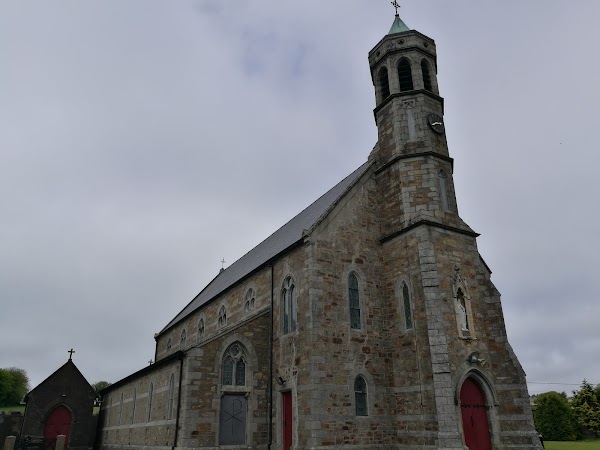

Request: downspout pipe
left=172, top=352, right=184, bottom=450
left=267, top=262, right=274, bottom=449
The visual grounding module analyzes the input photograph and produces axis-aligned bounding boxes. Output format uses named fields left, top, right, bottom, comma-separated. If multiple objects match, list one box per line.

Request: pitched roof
left=25, top=359, right=94, bottom=401
left=159, top=161, right=371, bottom=335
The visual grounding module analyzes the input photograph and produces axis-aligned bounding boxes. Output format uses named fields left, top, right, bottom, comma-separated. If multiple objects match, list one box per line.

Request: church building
left=97, top=12, right=542, bottom=450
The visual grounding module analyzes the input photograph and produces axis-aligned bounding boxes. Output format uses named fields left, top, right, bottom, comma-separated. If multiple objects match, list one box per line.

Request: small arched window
left=439, top=170, right=449, bottom=210
left=167, top=338, right=172, bottom=353
left=398, top=58, right=414, bottom=92
left=147, top=382, right=153, bottom=422
left=180, top=329, right=187, bottom=348
left=222, top=343, right=246, bottom=387
left=421, top=59, right=433, bottom=92
left=244, top=288, right=255, bottom=314
left=348, top=273, right=361, bottom=329
left=218, top=305, right=227, bottom=329
left=354, top=376, right=368, bottom=416
left=131, top=388, right=136, bottom=424
left=402, top=282, right=413, bottom=330
left=197, top=317, right=205, bottom=341
left=378, top=66, right=390, bottom=100
left=167, top=374, right=175, bottom=420
left=281, top=277, right=297, bottom=334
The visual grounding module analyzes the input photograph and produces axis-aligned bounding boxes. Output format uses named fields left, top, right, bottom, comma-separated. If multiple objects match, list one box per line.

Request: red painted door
left=282, top=392, right=292, bottom=450
left=460, top=378, right=492, bottom=450
left=44, top=405, right=71, bottom=450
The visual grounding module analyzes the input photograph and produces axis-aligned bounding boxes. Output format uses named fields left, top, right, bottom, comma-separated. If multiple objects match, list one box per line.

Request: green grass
left=546, top=440, right=600, bottom=450
left=0, top=405, right=25, bottom=413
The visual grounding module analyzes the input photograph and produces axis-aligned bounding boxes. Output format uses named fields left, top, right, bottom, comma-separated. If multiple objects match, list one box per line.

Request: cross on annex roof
left=68, top=348, right=75, bottom=360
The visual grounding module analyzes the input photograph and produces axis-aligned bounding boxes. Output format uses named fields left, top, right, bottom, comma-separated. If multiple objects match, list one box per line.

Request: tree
left=533, top=391, right=577, bottom=441
left=571, top=380, right=600, bottom=437
left=0, top=367, right=30, bottom=406
left=91, top=381, right=112, bottom=397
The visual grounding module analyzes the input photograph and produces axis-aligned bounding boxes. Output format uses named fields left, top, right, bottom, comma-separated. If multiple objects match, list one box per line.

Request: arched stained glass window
left=180, top=329, right=187, bottom=348
left=218, top=305, right=227, bottom=329
left=197, top=317, right=205, bottom=341
left=167, top=338, right=172, bottom=353
left=244, top=288, right=255, bottom=313
left=131, top=388, right=136, bottom=424
left=281, top=277, right=297, bottom=334
left=223, top=356, right=234, bottom=386
left=222, top=344, right=246, bottom=387
left=354, top=376, right=368, bottom=416
left=398, top=58, right=414, bottom=92
left=349, top=273, right=361, bottom=329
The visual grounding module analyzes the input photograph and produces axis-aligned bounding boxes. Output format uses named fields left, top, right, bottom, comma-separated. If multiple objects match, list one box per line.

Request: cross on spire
left=391, top=0, right=400, bottom=16
left=68, top=348, right=75, bottom=360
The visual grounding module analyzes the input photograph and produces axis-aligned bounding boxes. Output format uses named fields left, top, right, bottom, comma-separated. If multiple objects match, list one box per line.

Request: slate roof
left=159, top=161, right=371, bottom=335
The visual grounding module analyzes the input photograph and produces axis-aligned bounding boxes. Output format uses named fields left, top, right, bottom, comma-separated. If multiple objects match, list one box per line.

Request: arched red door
left=460, top=378, right=492, bottom=450
left=44, top=405, right=71, bottom=450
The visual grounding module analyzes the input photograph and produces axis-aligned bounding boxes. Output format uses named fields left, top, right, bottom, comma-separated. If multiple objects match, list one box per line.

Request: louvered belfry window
left=421, top=60, right=433, bottom=92
left=378, top=66, right=390, bottom=99
left=398, top=58, right=414, bottom=91
left=349, top=273, right=361, bottom=329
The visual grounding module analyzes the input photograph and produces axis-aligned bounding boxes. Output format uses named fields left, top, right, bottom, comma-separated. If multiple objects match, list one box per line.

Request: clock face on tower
left=427, top=113, right=445, bottom=134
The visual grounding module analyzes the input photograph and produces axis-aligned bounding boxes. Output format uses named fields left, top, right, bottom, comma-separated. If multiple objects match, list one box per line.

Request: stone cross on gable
left=68, top=348, right=75, bottom=360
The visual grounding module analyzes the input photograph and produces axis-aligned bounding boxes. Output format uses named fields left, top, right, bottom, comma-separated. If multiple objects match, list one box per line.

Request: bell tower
left=369, top=12, right=474, bottom=240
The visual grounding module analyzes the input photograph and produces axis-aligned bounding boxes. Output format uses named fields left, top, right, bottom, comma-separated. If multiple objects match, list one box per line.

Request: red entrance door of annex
left=282, top=392, right=292, bottom=450
left=460, top=378, right=492, bottom=450
left=44, top=405, right=71, bottom=450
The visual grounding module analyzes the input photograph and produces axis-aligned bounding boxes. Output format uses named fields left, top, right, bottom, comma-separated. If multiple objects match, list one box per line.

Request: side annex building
left=97, top=14, right=542, bottom=450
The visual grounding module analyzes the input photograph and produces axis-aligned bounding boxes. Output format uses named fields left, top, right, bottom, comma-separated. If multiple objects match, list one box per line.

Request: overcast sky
left=1, top=1, right=598, bottom=397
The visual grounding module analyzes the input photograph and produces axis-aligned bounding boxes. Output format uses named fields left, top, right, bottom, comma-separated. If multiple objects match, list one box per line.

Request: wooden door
left=460, top=378, right=492, bottom=450
left=44, top=405, right=71, bottom=450
left=282, top=392, right=292, bottom=450
left=219, top=394, right=247, bottom=445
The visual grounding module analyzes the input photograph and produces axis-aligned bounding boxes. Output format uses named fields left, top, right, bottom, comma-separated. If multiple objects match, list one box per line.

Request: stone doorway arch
left=43, top=405, right=71, bottom=450
left=460, top=378, right=492, bottom=450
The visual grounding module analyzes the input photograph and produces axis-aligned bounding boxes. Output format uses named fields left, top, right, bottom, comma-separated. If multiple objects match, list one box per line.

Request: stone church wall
left=99, top=355, right=182, bottom=450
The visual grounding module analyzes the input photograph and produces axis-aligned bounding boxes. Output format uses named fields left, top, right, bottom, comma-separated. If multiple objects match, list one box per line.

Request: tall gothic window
left=119, top=393, right=123, bottom=424
left=348, top=273, right=361, bottom=329
left=281, top=276, right=297, bottom=334
left=457, top=288, right=470, bottom=332
left=398, top=58, right=414, bottom=92
left=421, top=59, right=433, bottom=92
left=218, top=305, right=227, bottom=329
left=167, top=374, right=175, bottom=420
left=197, top=317, right=205, bottom=341
left=222, top=343, right=246, bottom=386
left=354, top=376, right=368, bottom=416
left=402, top=282, right=413, bottom=330
left=244, top=288, right=255, bottom=314
left=180, top=329, right=187, bottom=348
left=378, top=66, right=390, bottom=100
left=439, top=170, right=449, bottom=210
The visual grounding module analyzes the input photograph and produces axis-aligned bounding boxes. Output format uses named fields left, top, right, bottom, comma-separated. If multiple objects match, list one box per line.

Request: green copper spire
left=388, top=14, right=410, bottom=34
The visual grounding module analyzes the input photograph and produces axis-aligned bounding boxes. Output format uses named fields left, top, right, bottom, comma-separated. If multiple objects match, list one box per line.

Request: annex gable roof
left=159, top=161, right=371, bottom=335
left=24, top=359, right=95, bottom=401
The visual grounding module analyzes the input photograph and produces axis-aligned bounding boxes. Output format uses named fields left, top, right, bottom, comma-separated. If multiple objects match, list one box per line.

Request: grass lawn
left=0, top=405, right=25, bottom=413
left=546, top=440, right=600, bottom=450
